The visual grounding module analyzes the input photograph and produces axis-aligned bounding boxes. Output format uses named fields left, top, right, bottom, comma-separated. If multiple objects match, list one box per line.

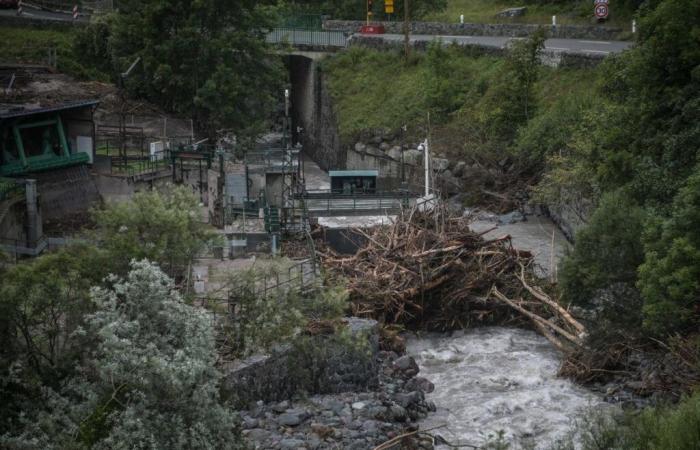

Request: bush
left=225, top=260, right=348, bottom=356
left=638, top=165, right=700, bottom=336
left=559, top=190, right=646, bottom=306
left=554, top=390, right=700, bottom=450
left=92, top=185, right=213, bottom=279
left=1, top=261, right=242, bottom=449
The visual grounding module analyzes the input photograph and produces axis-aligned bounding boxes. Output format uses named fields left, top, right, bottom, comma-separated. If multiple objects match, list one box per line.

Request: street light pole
left=418, top=138, right=429, bottom=197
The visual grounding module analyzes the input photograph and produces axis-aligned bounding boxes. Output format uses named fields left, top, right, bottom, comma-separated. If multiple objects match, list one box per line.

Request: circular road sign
left=595, top=3, right=609, bottom=18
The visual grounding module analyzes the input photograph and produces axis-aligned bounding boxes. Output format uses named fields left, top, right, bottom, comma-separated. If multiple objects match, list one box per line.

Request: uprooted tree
left=317, top=204, right=586, bottom=353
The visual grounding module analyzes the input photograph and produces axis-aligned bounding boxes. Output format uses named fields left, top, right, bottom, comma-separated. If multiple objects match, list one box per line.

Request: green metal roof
left=329, top=170, right=378, bottom=177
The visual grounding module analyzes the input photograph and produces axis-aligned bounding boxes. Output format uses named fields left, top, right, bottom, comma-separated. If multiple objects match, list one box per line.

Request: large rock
left=432, top=157, right=450, bottom=172
left=403, top=149, right=423, bottom=166
left=354, top=142, right=366, bottom=152
left=392, top=355, right=419, bottom=378
left=496, top=6, right=527, bottom=17
left=452, top=161, right=466, bottom=178
left=387, top=146, right=403, bottom=161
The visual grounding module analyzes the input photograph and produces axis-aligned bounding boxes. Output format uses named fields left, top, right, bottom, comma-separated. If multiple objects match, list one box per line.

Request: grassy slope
left=323, top=45, right=597, bottom=150
left=0, top=27, right=108, bottom=80
left=424, top=0, right=636, bottom=29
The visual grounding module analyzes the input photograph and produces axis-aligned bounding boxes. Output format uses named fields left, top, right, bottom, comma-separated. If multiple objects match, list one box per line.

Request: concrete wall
left=33, top=165, right=100, bottom=220
left=289, top=55, right=345, bottom=172
left=324, top=20, right=625, bottom=41
left=348, top=35, right=607, bottom=68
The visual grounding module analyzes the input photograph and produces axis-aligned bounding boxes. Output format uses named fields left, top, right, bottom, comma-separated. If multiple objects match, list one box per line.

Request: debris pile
left=318, top=205, right=586, bottom=352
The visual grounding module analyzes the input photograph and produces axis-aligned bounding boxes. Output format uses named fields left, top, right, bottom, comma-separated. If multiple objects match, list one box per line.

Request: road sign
left=595, top=3, right=608, bottom=19
left=594, top=0, right=608, bottom=4
left=385, top=0, right=394, bottom=13
left=72, top=4, right=78, bottom=20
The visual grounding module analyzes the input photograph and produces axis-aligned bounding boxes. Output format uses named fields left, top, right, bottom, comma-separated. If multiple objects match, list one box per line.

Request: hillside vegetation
left=325, top=0, right=700, bottom=380
left=425, top=0, right=639, bottom=27
left=0, top=27, right=108, bottom=80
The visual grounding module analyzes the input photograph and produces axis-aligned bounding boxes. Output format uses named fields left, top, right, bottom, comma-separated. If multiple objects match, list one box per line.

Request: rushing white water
left=407, top=327, right=609, bottom=449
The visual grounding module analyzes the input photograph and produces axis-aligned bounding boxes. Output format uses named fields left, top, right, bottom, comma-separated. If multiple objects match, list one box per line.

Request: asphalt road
left=0, top=7, right=88, bottom=22
left=2, top=7, right=631, bottom=56
left=378, top=33, right=632, bottom=55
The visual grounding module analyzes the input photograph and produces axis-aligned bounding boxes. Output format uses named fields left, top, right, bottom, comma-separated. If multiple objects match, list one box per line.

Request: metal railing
left=266, top=28, right=348, bottom=48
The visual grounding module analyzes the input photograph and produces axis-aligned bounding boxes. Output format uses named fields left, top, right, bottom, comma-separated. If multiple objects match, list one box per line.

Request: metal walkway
left=295, top=189, right=420, bottom=217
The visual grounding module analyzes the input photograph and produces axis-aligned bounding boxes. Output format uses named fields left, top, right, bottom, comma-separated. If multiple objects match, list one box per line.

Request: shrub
left=1, top=260, right=242, bottom=449
left=92, top=185, right=213, bottom=279
left=559, top=190, right=646, bottom=306
left=638, top=165, right=700, bottom=336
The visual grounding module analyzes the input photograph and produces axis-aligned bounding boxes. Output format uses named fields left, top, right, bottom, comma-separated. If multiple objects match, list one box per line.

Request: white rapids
left=407, top=327, right=609, bottom=449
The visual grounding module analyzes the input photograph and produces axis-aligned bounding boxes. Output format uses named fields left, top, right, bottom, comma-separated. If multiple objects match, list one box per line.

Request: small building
left=329, top=170, right=378, bottom=194
left=0, top=100, right=99, bottom=176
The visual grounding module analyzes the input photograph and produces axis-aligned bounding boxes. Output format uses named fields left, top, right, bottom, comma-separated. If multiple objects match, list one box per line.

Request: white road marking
left=546, top=47, right=570, bottom=51
left=437, top=35, right=473, bottom=39
left=583, top=49, right=610, bottom=54
left=578, top=40, right=611, bottom=45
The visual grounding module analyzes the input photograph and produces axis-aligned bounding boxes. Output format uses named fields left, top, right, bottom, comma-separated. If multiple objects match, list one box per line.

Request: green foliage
left=226, top=260, right=348, bottom=356
left=281, top=0, right=447, bottom=20
left=559, top=190, right=646, bottom=306
left=638, top=165, right=700, bottom=335
left=0, top=27, right=109, bottom=81
left=0, top=245, right=105, bottom=436
left=2, top=260, right=241, bottom=449
left=92, top=185, right=213, bottom=279
left=553, top=391, right=700, bottom=450
left=75, top=1, right=285, bottom=139
left=425, top=0, right=637, bottom=27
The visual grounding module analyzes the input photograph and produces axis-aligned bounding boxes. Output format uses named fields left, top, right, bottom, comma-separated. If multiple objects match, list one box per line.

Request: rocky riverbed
left=239, top=352, right=437, bottom=449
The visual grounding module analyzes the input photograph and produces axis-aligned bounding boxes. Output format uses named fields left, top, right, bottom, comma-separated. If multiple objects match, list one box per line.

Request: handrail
left=266, top=28, right=348, bottom=48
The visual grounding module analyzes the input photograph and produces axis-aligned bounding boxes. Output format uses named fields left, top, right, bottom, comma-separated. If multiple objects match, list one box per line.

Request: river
left=405, top=212, right=608, bottom=449
left=408, top=328, right=607, bottom=449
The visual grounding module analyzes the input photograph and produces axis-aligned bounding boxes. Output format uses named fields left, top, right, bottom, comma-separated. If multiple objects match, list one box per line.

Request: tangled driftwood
left=318, top=204, right=585, bottom=352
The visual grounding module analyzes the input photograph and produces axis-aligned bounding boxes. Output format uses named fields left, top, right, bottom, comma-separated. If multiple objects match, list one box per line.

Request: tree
left=0, top=245, right=105, bottom=436
left=2, top=260, right=241, bottom=449
left=559, top=190, right=646, bottom=306
left=592, top=0, right=700, bottom=206
left=79, top=0, right=284, bottom=140
left=638, top=164, right=700, bottom=336
left=92, top=185, right=213, bottom=279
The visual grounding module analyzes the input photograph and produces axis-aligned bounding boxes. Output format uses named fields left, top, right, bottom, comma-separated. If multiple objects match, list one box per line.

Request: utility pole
left=403, top=0, right=410, bottom=60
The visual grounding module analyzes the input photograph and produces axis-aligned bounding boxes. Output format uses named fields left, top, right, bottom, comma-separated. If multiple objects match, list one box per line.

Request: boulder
left=379, top=142, right=390, bottom=151
left=392, top=355, right=419, bottom=377
left=405, top=377, right=435, bottom=393
left=354, top=142, right=367, bottom=152
left=452, top=161, right=466, bottom=178
left=387, top=146, right=403, bottom=161
left=432, top=157, right=450, bottom=172
left=403, top=149, right=423, bottom=166
left=496, top=6, right=527, bottom=17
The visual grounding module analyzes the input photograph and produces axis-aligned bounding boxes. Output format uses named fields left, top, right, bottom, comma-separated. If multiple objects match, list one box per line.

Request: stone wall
left=325, top=19, right=624, bottom=40
left=221, top=318, right=380, bottom=408
left=348, top=35, right=607, bottom=68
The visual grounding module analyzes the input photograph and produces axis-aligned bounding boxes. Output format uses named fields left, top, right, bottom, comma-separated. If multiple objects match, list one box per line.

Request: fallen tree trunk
left=317, top=203, right=587, bottom=347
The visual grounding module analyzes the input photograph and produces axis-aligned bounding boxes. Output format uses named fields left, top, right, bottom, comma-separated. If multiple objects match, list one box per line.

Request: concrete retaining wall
left=221, top=318, right=379, bottom=408
left=324, top=19, right=624, bottom=41
left=348, top=35, right=607, bottom=68
left=290, top=55, right=345, bottom=172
